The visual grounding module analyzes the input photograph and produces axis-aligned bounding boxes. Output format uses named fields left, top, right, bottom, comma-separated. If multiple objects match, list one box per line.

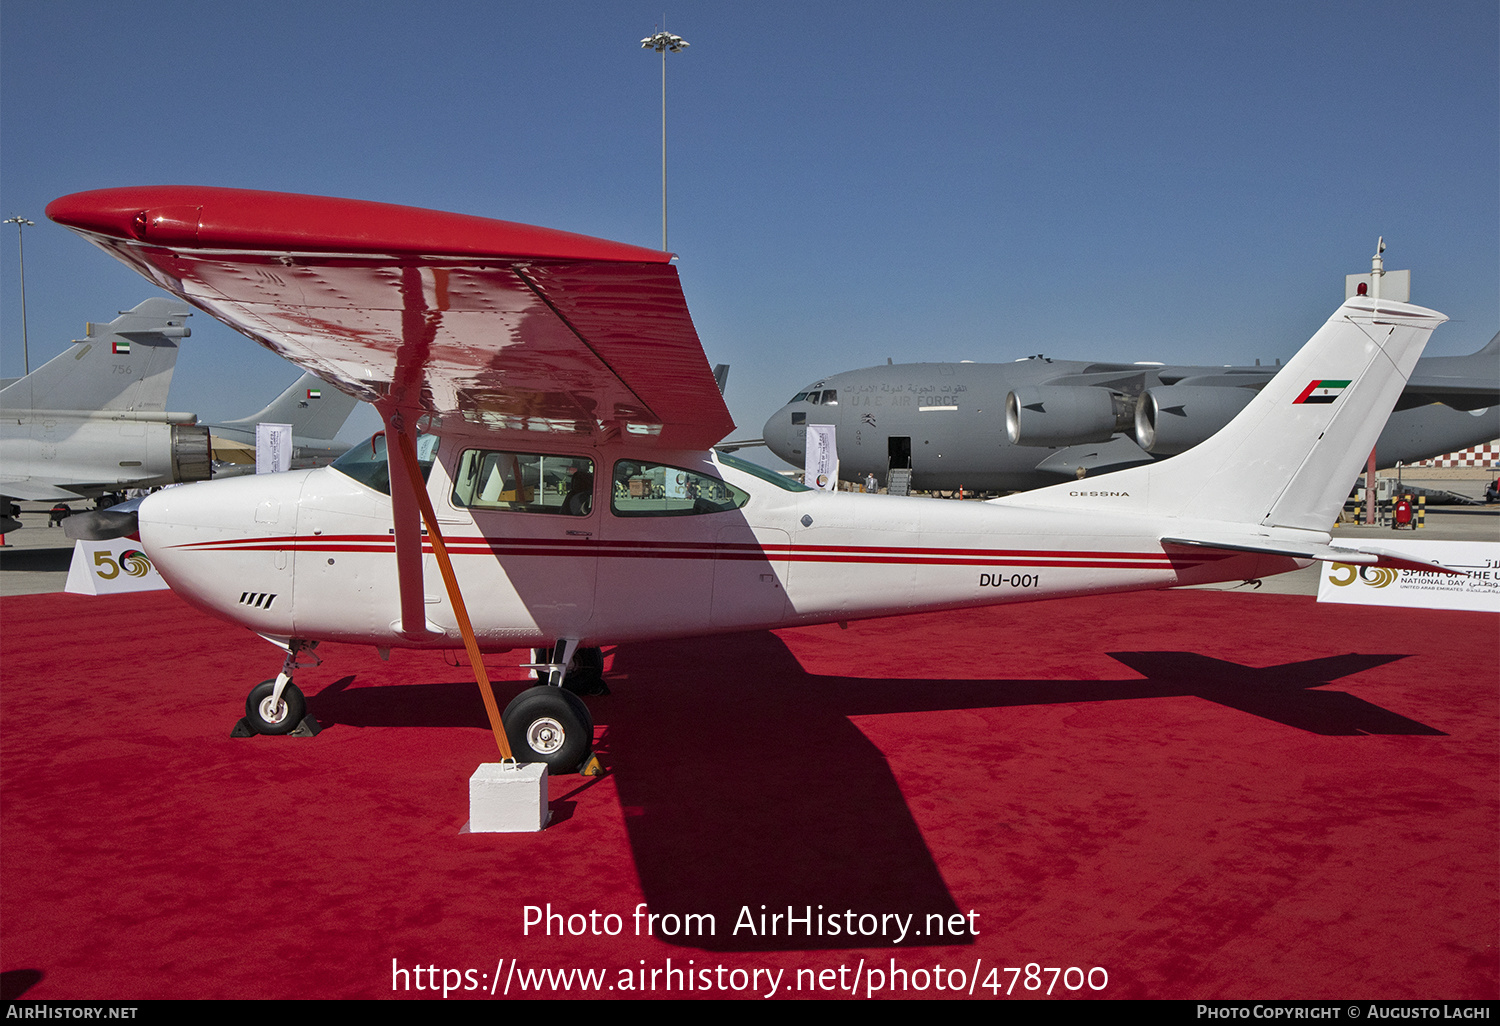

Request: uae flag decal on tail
left=306, top=388, right=321, bottom=400
left=111, top=341, right=130, bottom=355
left=1294, top=379, right=1351, bottom=405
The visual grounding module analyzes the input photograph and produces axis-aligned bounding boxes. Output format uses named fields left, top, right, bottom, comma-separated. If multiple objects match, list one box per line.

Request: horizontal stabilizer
left=1161, top=536, right=1464, bottom=576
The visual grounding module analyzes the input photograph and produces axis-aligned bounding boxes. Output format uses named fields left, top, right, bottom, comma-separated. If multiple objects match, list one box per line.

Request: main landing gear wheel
left=503, top=686, right=593, bottom=774
left=245, top=679, right=307, bottom=736
left=562, top=646, right=609, bottom=696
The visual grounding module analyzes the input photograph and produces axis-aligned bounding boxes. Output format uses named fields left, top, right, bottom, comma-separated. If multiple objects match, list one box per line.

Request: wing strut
left=386, top=414, right=515, bottom=760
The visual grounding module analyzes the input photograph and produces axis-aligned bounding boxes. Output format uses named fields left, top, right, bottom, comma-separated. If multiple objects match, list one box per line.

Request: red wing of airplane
left=46, top=186, right=735, bottom=450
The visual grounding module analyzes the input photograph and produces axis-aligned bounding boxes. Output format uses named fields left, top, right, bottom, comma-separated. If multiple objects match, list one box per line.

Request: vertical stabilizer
left=996, top=298, right=1447, bottom=530
left=0, top=298, right=191, bottom=414
left=217, top=372, right=359, bottom=440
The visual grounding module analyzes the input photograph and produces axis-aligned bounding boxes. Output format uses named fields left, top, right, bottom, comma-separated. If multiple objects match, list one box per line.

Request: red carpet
left=1, top=589, right=1494, bottom=999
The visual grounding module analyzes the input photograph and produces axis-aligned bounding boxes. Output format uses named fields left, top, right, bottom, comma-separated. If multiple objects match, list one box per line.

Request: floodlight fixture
left=641, top=29, right=689, bottom=250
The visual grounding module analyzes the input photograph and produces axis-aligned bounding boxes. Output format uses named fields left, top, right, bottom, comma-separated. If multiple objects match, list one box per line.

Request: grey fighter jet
left=1, top=300, right=359, bottom=532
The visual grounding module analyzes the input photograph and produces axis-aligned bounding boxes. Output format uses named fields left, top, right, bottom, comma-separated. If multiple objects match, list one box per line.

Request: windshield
left=330, top=432, right=438, bottom=495
left=717, top=450, right=811, bottom=492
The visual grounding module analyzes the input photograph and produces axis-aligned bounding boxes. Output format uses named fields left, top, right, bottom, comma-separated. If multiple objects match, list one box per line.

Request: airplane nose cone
left=763, top=407, right=795, bottom=463
left=138, top=472, right=309, bottom=622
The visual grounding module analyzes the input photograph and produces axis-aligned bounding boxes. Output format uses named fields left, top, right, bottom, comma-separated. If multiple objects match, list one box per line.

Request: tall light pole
left=640, top=28, right=688, bottom=251
left=3, top=216, right=34, bottom=374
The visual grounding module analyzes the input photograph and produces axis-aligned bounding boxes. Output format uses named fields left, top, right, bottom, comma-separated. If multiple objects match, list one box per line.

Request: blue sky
left=2, top=1, right=1496, bottom=459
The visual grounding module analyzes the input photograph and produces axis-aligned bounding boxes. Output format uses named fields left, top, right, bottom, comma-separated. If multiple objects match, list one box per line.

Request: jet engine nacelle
left=172, top=424, right=213, bottom=483
left=0, top=415, right=211, bottom=494
left=1005, top=386, right=1130, bottom=447
left=1134, top=385, right=1256, bottom=455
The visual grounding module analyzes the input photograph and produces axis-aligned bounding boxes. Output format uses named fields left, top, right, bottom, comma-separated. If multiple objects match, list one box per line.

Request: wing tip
left=48, top=186, right=672, bottom=265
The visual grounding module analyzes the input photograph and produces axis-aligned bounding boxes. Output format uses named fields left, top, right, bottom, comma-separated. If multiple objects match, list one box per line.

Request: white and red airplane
left=46, top=186, right=1456, bottom=773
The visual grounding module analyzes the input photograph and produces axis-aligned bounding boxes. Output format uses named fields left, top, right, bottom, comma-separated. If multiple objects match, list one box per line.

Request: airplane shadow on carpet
left=304, top=632, right=1437, bottom=952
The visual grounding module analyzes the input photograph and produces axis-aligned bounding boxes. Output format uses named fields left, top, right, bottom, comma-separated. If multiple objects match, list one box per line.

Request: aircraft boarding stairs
left=886, top=467, right=912, bottom=496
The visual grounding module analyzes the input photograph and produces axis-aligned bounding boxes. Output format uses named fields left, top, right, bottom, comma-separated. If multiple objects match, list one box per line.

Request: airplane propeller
left=62, top=496, right=144, bottom=541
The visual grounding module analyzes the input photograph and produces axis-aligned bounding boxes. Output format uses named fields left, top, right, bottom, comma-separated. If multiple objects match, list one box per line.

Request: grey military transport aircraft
left=762, top=332, right=1500, bottom=493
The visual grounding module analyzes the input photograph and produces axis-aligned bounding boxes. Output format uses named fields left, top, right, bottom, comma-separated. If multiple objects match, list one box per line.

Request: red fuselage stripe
left=163, top=533, right=1224, bottom=569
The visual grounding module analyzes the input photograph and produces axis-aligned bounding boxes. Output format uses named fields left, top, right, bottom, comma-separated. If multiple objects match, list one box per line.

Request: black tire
left=562, top=646, right=608, bottom=696
left=245, top=679, right=307, bottom=736
left=502, top=686, right=593, bottom=773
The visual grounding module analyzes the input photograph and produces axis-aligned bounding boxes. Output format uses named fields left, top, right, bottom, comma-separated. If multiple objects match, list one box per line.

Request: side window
left=611, top=461, right=750, bottom=517
left=451, top=450, right=594, bottom=516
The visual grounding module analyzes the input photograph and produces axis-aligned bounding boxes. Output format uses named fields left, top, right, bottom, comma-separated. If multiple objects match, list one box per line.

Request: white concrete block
left=468, top=762, right=549, bottom=832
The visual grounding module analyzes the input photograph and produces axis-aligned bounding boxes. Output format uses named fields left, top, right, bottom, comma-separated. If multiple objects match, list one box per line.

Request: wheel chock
left=578, top=753, right=605, bottom=777
left=289, top=715, right=322, bottom=737
left=230, top=714, right=322, bottom=738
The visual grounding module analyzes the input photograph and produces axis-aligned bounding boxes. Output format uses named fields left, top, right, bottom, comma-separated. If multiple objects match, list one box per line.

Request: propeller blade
left=63, top=498, right=144, bottom=540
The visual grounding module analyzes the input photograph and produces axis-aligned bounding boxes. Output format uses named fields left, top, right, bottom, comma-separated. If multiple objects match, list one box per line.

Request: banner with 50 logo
left=65, top=539, right=170, bottom=595
left=1317, top=540, right=1499, bottom=613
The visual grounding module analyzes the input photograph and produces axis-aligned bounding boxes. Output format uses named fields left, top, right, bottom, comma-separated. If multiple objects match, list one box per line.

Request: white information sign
left=65, top=538, right=170, bottom=595
left=805, top=424, right=838, bottom=492
left=1317, top=540, right=1500, bottom=612
left=256, top=422, right=293, bottom=474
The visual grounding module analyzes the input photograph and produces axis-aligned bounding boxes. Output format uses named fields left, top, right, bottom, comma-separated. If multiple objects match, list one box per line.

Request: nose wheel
left=245, top=679, right=308, bottom=735
left=502, top=686, right=594, bottom=774
left=232, top=640, right=322, bottom=737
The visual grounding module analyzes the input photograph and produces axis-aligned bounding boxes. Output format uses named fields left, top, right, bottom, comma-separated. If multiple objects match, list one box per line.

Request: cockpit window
left=790, top=391, right=809, bottom=403
left=330, top=432, right=437, bottom=495
left=611, top=461, right=750, bottom=517
left=820, top=389, right=838, bottom=405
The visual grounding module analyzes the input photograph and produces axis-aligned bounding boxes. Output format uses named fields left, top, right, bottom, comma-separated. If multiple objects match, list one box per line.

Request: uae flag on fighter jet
left=1294, top=379, right=1351, bottom=404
